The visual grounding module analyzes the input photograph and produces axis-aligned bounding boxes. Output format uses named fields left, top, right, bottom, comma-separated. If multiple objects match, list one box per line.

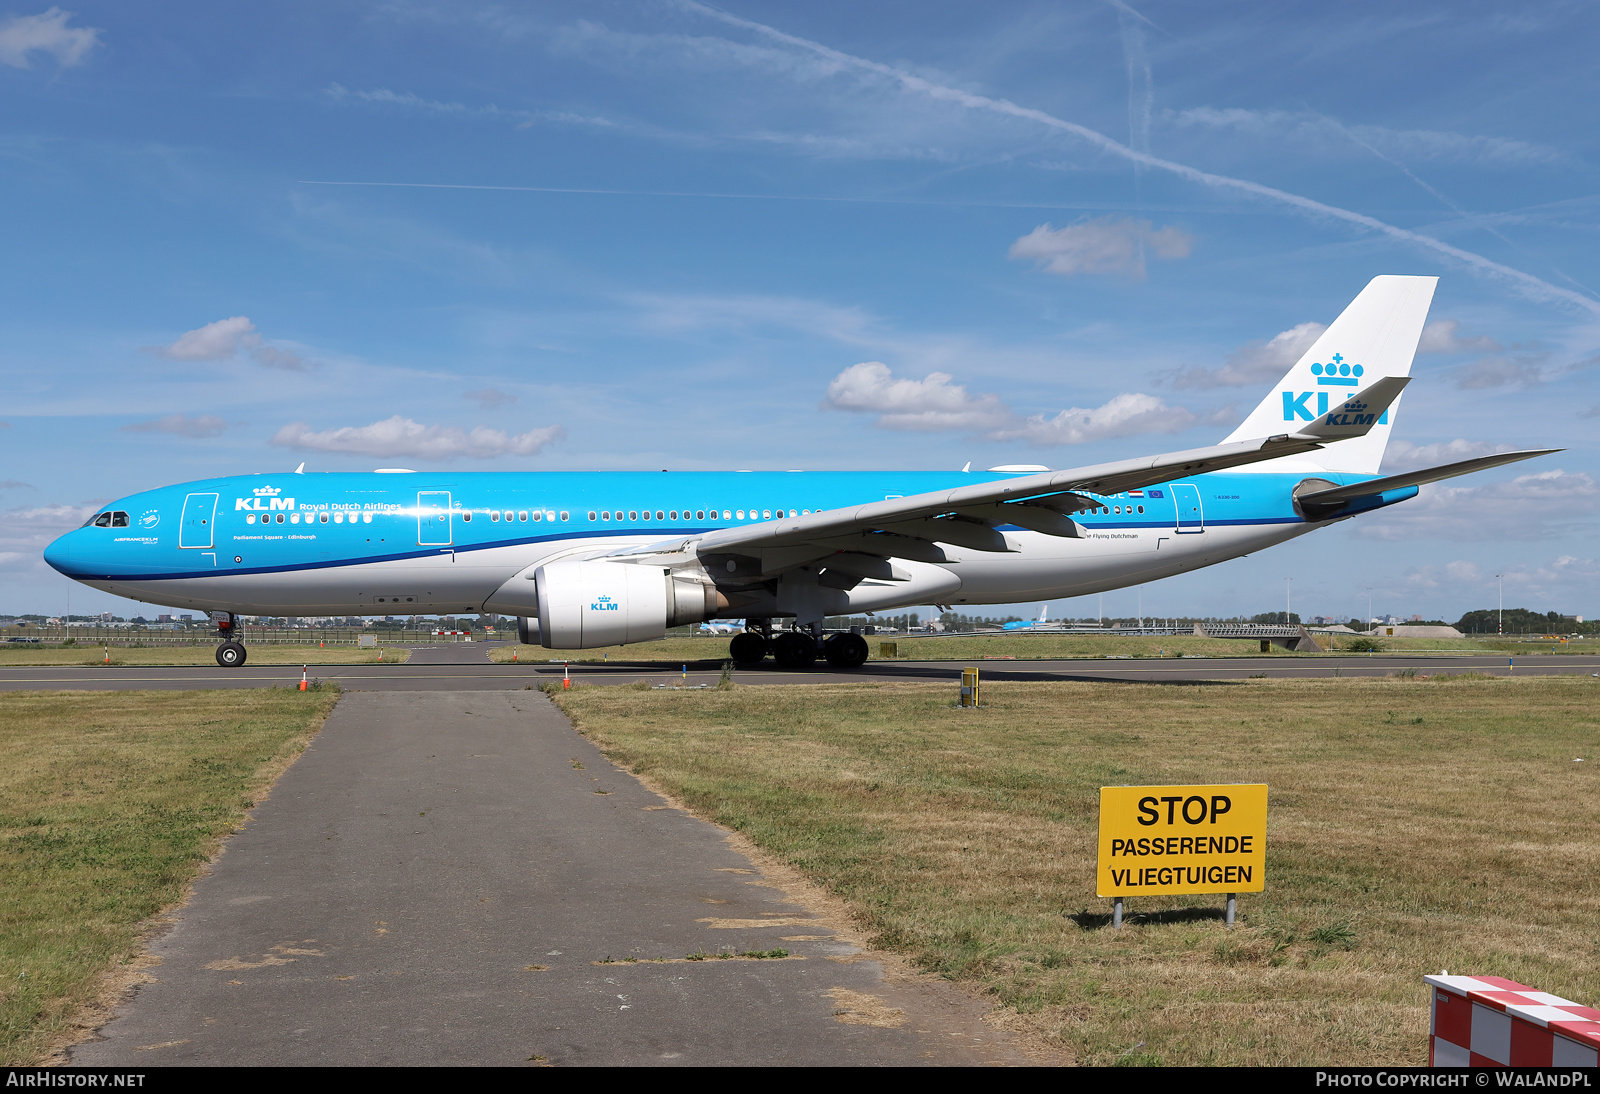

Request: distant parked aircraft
left=1003, top=603, right=1053, bottom=630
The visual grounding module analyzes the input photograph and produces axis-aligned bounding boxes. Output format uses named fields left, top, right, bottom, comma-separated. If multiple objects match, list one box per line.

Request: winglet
left=294, top=462, right=306, bottom=474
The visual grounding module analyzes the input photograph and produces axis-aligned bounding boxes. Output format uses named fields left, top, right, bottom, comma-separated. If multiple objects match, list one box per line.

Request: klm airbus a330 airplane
left=45, top=276, right=1553, bottom=669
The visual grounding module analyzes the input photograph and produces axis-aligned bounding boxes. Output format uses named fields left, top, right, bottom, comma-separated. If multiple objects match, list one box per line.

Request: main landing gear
left=211, top=612, right=248, bottom=668
left=727, top=623, right=869, bottom=670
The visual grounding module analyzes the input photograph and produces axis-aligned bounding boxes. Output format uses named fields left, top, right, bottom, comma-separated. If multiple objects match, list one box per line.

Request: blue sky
left=3, top=1, right=1598, bottom=623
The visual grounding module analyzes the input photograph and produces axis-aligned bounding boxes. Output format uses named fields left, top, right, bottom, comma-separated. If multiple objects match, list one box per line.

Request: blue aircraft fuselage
left=43, top=467, right=1410, bottom=620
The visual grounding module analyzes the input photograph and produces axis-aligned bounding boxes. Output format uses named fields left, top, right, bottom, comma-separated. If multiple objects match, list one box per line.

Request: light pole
left=1496, top=574, right=1503, bottom=636
left=1367, top=588, right=1373, bottom=632
left=1286, top=577, right=1292, bottom=626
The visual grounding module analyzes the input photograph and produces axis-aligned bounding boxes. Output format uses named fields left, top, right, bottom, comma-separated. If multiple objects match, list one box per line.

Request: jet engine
left=534, top=559, right=724, bottom=649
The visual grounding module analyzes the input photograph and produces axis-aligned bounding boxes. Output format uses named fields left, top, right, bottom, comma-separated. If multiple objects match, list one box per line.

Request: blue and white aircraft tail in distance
left=46, top=276, right=1556, bottom=669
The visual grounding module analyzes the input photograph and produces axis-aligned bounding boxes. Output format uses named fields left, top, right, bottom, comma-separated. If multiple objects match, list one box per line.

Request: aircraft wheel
left=772, top=631, right=817, bottom=669
left=216, top=642, right=247, bottom=668
left=823, top=633, right=869, bottom=669
left=728, top=631, right=769, bottom=665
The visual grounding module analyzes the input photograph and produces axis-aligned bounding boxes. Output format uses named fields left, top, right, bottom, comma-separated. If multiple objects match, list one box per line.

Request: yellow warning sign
left=1097, top=784, right=1267, bottom=897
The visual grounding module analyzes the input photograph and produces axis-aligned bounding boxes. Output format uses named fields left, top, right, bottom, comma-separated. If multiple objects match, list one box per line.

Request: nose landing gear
left=211, top=612, right=248, bottom=667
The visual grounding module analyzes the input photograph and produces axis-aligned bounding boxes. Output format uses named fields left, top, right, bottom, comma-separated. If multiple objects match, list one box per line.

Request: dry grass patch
left=0, top=687, right=339, bottom=1064
left=0, top=646, right=407, bottom=667
left=551, top=675, right=1600, bottom=1066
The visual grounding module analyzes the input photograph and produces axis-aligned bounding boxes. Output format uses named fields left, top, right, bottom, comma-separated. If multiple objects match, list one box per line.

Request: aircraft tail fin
left=1222, top=275, right=1438, bottom=473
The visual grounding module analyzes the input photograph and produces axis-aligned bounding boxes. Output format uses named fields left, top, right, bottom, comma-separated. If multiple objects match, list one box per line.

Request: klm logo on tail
left=1283, top=354, right=1388, bottom=425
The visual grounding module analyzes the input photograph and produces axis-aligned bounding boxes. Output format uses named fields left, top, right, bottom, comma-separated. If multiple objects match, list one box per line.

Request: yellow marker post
left=1098, top=784, right=1267, bottom=928
left=959, top=667, right=980, bottom=708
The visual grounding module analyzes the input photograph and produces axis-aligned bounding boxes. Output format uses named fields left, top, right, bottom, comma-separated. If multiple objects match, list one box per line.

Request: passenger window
left=518, top=511, right=528, bottom=522
left=722, top=510, right=731, bottom=520
left=736, top=510, right=746, bottom=520
left=320, top=513, right=329, bottom=523
left=93, top=512, right=112, bottom=527
left=601, top=511, right=610, bottom=522
left=641, top=510, right=651, bottom=521
left=762, top=510, right=771, bottom=520
left=559, top=511, right=569, bottom=522
left=491, top=511, right=500, bottom=522
left=1138, top=505, right=1145, bottom=514
left=531, top=511, right=541, bottom=522
left=277, top=513, right=285, bottom=524
left=629, top=511, right=638, bottom=521
left=695, top=510, right=704, bottom=520
left=587, top=511, right=597, bottom=521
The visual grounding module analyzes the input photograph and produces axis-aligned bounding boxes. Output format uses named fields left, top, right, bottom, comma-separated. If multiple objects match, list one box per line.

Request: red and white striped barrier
left=1427, top=974, right=1600, bottom=1067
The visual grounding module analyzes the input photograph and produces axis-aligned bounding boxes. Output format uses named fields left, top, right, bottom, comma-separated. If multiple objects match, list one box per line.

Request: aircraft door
left=417, top=491, right=452, bottom=545
left=1172, top=483, right=1204, bottom=534
left=179, top=493, right=218, bottom=548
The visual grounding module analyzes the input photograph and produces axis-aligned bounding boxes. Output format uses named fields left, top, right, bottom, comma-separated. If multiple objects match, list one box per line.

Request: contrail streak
left=295, top=180, right=1252, bottom=215
left=676, top=0, right=1600, bottom=317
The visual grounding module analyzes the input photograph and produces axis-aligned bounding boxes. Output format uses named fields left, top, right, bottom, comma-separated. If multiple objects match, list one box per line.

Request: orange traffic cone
left=299, top=666, right=309, bottom=691
left=512, top=648, right=517, bottom=662
left=563, top=661, right=570, bottom=689
left=104, top=647, right=110, bottom=664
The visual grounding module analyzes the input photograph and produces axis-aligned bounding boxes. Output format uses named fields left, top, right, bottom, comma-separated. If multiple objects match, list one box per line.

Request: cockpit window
left=92, top=512, right=112, bottom=528
left=111, top=512, right=129, bottom=527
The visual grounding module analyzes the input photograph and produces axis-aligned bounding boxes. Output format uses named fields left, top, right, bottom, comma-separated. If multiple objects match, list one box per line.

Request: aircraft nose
left=43, top=528, right=89, bottom=577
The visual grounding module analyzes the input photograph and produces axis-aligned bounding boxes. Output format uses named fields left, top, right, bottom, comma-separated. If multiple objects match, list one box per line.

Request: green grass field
left=550, top=675, right=1600, bottom=1066
left=0, top=645, right=409, bottom=667
left=0, top=688, right=339, bottom=1064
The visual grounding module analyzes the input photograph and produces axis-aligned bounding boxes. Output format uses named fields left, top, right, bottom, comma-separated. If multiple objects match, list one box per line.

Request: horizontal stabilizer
left=1287, top=376, right=1409, bottom=443
left=1296, top=449, right=1560, bottom=508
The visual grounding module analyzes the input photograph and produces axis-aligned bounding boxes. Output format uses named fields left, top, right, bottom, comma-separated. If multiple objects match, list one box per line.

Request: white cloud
left=1008, top=216, right=1192, bottom=278
left=1356, top=468, right=1597, bottom=541
left=0, top=502, right=99, bottom=583
left=1404, top=556, right=1600, bottom=602
left=998, top=392, right=1196, bottom=445
left=1417, top=319, right=1501, bottom=354
left=1454, top=353, right=1550, bottom=389
left=121, top=414, right=226, bottom=439
left=822, top=362, right=1010, bottom=431
left=270, top=416, right=564, bottom=460
left=464, top=388, right=517, bottom=409
left=1382, top=439, right=1519, bottom=470
left=159, top=316, right=257, bottom=360
left=0, top=7, right=99, bottom=69
left=150, top=316, right=311, bottom=371
left=822, top=362, right=1194, bottom=445
left=1167, top=322, right=1326, bottom=390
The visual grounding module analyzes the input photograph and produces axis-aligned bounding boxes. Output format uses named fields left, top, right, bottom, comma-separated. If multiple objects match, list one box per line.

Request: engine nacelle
left=534, top=560, right=723, bottom=649
left=517, top=616, right=539, bottom=645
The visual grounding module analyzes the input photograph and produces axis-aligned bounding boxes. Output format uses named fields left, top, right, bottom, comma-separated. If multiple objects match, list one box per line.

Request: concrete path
left=71, top=691, right=1023, bottom=1067
left=8, top=654, right=1598, bottom=692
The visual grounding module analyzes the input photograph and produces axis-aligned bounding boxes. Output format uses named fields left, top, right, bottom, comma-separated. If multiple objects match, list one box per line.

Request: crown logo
left=253, top=485, right=282, bottom=497
left=1343, top=400, right=1369, bottom=413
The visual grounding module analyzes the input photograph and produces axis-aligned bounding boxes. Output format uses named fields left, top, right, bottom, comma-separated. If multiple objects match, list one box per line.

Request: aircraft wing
left=1294, top=448, right=1559, bottom=509
left=600, top=380, right=1408, bottom=570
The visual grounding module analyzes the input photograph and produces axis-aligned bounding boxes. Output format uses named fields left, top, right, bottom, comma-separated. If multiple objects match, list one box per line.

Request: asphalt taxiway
left=5, top=645, right=1597, bottom=692
left=71, top=690, right=1026, bottom=1066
